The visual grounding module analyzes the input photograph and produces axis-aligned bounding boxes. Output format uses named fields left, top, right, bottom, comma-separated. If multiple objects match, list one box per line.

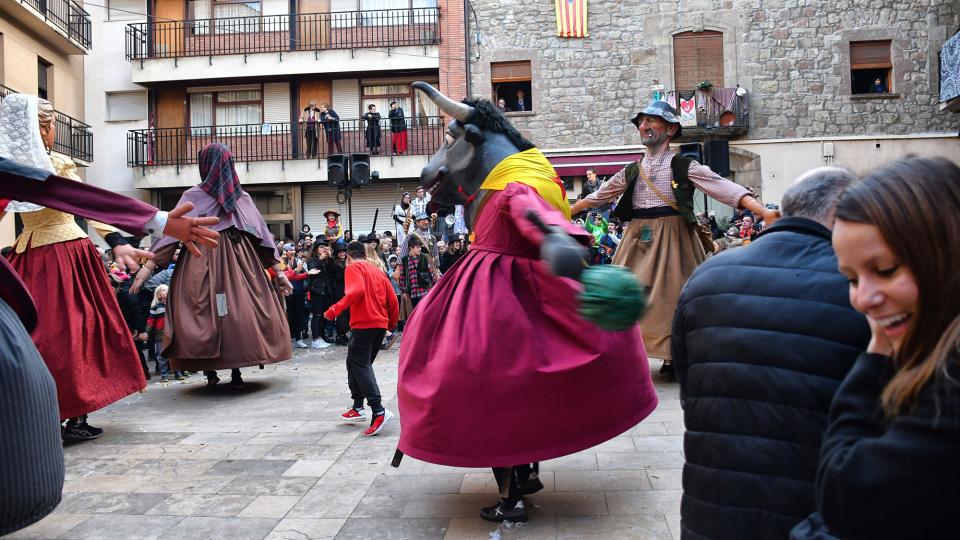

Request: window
left=491, top=61, right=532, bottom=112
left=361, top=82, right=439, bottom=125
left=107, top=0, right=145, bottom=21
left=359, top=0, right=438, bottom=25
left=189, top=0, right=261, bottom=34
left=37, top=58, right=52, bottom=100
left=673, top=31, right=723, bottom=91
left=850, top=40, right=892, bottom=94
left=189, top=86, right=263, bottom=135
left=106, top=91, right=147, bottom=122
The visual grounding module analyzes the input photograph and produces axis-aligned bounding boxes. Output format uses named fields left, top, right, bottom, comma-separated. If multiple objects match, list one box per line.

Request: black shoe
left=520, top=476, right=544, bottom=495
left=335, top=336, right=349, bottom=346
left=659, top=362, right=676, bottom=380
left=206, top=374, right=221, bottom=387
left=63, top=421, right=104, bottom=441
left=229, top=373, right=244, bottom=387
left=479, top=499, right=528, bottom=523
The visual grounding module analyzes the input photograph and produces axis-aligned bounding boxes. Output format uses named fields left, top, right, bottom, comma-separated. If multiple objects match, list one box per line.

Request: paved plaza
left=6, top=346, right=683, bottom=540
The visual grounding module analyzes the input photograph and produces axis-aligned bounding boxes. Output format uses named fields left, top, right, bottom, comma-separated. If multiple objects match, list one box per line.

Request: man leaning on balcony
left=569, top=101, right=780, bottom=379
left=319, top=103, right=343, bottom=154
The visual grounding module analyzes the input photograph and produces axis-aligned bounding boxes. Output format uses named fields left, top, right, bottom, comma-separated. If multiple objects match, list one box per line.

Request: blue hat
left=631, top=101, right=682, bottom=136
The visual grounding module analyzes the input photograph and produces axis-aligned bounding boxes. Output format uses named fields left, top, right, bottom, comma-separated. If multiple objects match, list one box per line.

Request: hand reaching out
left=162, top=202, right=221, bottom=257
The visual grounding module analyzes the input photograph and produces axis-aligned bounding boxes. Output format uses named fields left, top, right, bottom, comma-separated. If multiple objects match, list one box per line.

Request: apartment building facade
left=85, top=0, right=466, bottom=240
left=468, top=0, right=960, bottom=207
left=0, top=0, right=94, bottom=245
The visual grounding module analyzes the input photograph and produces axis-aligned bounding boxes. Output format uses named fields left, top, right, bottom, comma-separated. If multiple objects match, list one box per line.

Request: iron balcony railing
left=661, top=87, right=750, bottom=141
left=0, top=84, right=94, bottom=163
left=17, top=0, right=92, bottom=50
left=126, top=116, right=444, bottom=167
left=125, top=8, right=441, bottom=60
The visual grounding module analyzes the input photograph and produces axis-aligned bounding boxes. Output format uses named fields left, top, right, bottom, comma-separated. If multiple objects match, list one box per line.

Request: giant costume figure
left=570, top=102, right=779, bottom=376
left=0, top=157, right=219, bottom=536
left=395, top=83, right=658, bottom=523
left=135, top=143, right=292, bottom=386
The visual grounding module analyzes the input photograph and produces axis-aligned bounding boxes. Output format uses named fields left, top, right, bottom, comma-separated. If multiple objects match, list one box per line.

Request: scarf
left=480, top=148, right=570, bottom=220
left=198, top=143, right=242, bottom=214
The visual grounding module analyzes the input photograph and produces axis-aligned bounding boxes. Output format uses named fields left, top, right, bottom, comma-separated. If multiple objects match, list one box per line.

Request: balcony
left=660, top=87, right=750, bottom=142
left=0, top=85, right=93, bottom=165
left=125, top=8, right=442, bottom=84
left=126, top=116, right=443, bottom=188
left=0, top=0, right=91, bottom=53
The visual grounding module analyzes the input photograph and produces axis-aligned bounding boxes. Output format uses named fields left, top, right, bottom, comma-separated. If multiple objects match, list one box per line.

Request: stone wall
left=468, top=0, right=960, bottom=148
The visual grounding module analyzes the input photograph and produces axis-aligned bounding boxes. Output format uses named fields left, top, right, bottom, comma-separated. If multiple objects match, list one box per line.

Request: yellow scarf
left=480, top=148, right=571, bottom=220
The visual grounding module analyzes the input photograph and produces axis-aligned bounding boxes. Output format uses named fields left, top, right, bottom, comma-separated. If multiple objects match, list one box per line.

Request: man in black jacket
left=671, top=167, right=870, bottom=539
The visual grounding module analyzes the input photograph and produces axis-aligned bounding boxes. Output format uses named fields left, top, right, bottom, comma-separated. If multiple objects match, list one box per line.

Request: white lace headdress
left=0, top=93, right=54, bottom=212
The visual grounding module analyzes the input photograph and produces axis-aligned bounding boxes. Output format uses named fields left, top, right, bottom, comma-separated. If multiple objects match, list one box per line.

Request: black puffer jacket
left=671, top=217, right=870, bottom=540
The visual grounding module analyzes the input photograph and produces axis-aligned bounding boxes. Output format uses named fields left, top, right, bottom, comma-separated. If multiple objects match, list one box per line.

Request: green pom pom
left=577, top=266, right=648, bottom=331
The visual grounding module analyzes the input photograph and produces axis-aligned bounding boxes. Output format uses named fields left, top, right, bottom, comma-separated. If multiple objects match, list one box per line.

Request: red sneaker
left=363, top=409, right=395, bottom=436
left=341, top=407, right=367, bottom=423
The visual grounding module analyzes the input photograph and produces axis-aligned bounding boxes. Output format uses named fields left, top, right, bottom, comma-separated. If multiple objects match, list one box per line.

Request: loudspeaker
left=328, top=154, right=347, bottom=187
left=678, top=143, right=703, bottom=163
left=351, top=153, right=370, bottom=186
left=703, top=140, right=730, bottom=177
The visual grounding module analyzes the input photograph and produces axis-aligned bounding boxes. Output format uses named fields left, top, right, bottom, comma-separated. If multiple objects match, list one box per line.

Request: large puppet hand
left=163, top=203, right=221, bottom=257
left=112, top=243, right=154, bottom=272
left=273, top=272, right=293, bottom=296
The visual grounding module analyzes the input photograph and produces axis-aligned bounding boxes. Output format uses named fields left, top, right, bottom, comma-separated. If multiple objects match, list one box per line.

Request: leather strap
left=637, top=165, right=680, bottom=212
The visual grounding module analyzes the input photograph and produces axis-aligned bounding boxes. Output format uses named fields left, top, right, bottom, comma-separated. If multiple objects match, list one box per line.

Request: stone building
left=467, top=0, right=960, bottom=204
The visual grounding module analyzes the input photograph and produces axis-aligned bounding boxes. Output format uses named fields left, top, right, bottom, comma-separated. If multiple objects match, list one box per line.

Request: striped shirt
left=585, top=148, right=748, bottom=210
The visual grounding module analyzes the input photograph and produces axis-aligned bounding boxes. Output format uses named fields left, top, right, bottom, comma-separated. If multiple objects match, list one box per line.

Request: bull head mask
left=413, top=82, right=520, bottom=215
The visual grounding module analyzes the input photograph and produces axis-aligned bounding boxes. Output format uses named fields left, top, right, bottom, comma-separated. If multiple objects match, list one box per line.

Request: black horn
left=412, top=81, right=474, bottom=123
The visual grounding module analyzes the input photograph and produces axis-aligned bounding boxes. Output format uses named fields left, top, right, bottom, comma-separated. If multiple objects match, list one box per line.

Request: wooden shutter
left=491, top=61, right=532, bottom=83
left=673, top=31, right=723, bottom=91
left=850, top=41, right=891, bottom=69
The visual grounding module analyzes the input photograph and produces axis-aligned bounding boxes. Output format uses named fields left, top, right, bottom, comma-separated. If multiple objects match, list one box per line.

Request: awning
left=547, top=152, right=642, bottom=177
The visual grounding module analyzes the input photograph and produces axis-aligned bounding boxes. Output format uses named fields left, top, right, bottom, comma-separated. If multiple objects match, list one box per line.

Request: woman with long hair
left=393, top=191, right=412, bottom=240
left=132, top=143, right=292, bottom=388
left=793, top=156, right=960, bottom=539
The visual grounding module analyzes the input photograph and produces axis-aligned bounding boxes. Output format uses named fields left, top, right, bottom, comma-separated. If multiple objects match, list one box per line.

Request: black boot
left=205, top=370, right=220, bottom=387
left=229, top=369, right=244, bottom=387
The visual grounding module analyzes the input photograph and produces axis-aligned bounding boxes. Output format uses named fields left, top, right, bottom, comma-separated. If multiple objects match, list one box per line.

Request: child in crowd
left=145, top=285, right=185, bottom=382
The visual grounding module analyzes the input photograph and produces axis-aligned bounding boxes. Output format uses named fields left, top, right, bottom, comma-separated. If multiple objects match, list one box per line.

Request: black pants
left=304, top=130, right=318, bottom=157
left=492, top=464, right=537, bottom=503
left=287, top=293, right=306, bottom=340
left=347, top=328, right=386, bottom=413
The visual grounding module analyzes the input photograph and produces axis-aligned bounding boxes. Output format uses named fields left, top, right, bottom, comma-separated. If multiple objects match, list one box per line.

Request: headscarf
left=0, top=94, right=55, bottom=212
left=198, top=143, right=242, bottom=214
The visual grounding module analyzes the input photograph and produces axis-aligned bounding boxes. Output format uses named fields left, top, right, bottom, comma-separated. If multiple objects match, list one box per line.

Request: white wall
left=83, top=1, right=147, bottom=200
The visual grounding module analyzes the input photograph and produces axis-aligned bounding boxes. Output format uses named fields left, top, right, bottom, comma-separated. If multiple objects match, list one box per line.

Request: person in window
left=300, top=100, right=321, bottom=157
left=870, top=77, right=886, bottom=93
left=388, top=101, right=408, bottom=155
left=319, top=103, right=342, bottom=154
left=363, top=104, right=382, bottom=155
left=515, top=89, right=528, bottom=112
left=497, top=98, right=509, bottom=112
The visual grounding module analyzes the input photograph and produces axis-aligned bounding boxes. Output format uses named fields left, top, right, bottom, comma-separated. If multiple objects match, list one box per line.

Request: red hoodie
left=324, top=260, right=399, bottom=330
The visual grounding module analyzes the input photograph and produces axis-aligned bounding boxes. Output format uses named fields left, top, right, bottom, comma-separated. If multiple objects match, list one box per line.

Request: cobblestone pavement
left=6, top=344, right=683, bottom=540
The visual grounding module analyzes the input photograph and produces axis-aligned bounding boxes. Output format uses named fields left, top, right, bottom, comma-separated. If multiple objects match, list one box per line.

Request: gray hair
left=781, top=167, right=857, bottom=226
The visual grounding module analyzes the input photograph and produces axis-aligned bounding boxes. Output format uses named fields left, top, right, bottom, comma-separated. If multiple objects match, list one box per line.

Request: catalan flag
left=555, top=0, right=588, bottom=38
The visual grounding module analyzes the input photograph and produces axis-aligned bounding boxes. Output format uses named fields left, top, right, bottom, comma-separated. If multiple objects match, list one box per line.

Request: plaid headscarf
left=198, top=143, right=242, bottom=214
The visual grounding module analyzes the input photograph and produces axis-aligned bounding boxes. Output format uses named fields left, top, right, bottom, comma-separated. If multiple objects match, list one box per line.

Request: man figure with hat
left=323, top=208, right=344, bottom=242
left=570, top=101, right=779, bottom=378
left=401, top=212, right=440, bottom=281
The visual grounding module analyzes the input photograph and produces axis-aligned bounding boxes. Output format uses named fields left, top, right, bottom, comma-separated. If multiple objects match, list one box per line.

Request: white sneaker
left=311, top=339, right=331, bottom=349
left=363, top=409, right=395, bottom=436
left=295, top=339, right=309, bottom=349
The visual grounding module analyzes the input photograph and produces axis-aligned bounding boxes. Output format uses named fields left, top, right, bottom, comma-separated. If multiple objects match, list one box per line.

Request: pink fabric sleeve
left=0, top=166, right=157, bottom=234
left=687, top=160, right=749, bottom=208
left=584, top=166, right=628, bottom=206
left=504, top=183, right=593, bottom=247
